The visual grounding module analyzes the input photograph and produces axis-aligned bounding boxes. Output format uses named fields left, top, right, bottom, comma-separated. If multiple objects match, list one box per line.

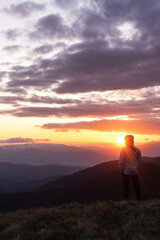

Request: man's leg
left=132, top=174, right=141, bottom=201
left=122, top=172, right=130, bottom=200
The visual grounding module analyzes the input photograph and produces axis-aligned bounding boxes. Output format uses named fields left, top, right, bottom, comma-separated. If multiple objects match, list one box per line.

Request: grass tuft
left=0, top=199, right=159, bottom=240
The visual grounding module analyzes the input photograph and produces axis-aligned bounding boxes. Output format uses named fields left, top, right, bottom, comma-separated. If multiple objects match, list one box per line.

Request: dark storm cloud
left=39, top=118, right=160, bottom=135
left=0, top=137, right=34, bottom=143
left=4, top=1, right=45, bottom=17
left=31, top=14, right=68, bottom=39
left=33, top=44, right=53, bottom=54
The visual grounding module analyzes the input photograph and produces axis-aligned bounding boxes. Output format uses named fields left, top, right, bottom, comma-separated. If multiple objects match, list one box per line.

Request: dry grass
left=0, top=199, right=159, bottom=240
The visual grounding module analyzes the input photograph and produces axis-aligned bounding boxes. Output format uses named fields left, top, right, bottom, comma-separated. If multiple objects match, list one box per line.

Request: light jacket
left=119, top=146, right=142, bottom=175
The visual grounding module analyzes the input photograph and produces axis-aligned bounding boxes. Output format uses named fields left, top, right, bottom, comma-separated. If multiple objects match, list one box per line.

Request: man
left=119, top=135, right=142, bottom=201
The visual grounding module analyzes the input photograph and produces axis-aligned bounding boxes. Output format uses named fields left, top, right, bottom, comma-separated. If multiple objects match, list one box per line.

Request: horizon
left=0, top=140, right=160, bottom=159
left=0, top=0, right=160, bottom=147
left=0, top=138, right=160, bottom=146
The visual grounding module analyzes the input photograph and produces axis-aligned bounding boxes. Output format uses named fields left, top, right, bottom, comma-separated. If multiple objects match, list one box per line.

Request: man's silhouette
left=119, top=135, right=142, bottom=200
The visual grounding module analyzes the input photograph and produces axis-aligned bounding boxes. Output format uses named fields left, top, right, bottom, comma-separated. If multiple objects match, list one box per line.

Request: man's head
left=124, top=135, right=134, bottom=147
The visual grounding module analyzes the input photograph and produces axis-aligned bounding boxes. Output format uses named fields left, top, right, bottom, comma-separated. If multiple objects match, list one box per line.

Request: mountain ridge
left=0, top=157, right=159, bottom=213
left=0, top=162, right=84, bottom=193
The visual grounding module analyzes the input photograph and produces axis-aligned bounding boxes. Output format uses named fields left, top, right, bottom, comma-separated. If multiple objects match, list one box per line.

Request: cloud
left=1, top=0, right=160, bottom=133
left=6, top=39, right=160, bottom=92
left=0, top=95, right=79, bottom=105
left=4, top=0, right=160, bottom=93
left=31, top=14, right=68, bottom=39
left=0, top=71, right=6, bottom=79
left=39, top=118, right=160, bottom=135
left=33, top=44, right=53, bottom=54
left=7, top=63, right=59, bottom=88
left=5, top=88, right=27, bottom=95
left=4, top=1, right=45, bottom=17
left=0, top=137, right=34, bottom=143
left=43, top=0, right=160, bottom=93
left=0, top=97, right=159, bottom=118
left=77, top=9, right=115, bottom=40
left=0, top=138, right=51, bottom=144
left=55, top=43, right=160, bottom=93
left=4, top=29, right=20, bottom=41
left=3, top=45, right=22, bottom=52
left=102, top=0, right=160, bottom=39
left=27, top=95, right=80, bottom=104
left=54, top=0, right=77, bottom=9
left=34, top=138, right=51, bottom=143
left=0, top=96, right=24, bottom=104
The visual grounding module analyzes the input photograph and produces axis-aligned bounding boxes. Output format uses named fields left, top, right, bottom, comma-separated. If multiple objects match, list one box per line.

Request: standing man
left=119, top=135, right=142, bottom=201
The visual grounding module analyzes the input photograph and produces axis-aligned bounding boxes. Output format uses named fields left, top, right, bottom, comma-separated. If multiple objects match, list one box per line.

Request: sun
left=116, top=136, right=124, bottom=144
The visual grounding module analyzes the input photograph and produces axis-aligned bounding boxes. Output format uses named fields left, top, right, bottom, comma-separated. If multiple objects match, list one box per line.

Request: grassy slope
left=0, top=200, right=159, bottom=240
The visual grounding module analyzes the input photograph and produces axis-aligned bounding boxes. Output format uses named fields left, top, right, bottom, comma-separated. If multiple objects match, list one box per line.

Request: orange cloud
left=39, top=119, right=160, bottom=135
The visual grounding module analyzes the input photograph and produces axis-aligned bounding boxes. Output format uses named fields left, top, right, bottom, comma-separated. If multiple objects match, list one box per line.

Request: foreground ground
left=0, top=200, right=159, bottom=240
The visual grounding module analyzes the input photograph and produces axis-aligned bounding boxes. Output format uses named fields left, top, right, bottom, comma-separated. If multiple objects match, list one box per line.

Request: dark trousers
left=122, top=172, right=141, bottom=201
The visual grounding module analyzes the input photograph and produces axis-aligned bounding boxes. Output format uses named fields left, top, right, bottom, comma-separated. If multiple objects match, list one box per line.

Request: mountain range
left=0, top=156, right=159, bottom=213
left=0, top=141, right=160, bottom=167
left=0, top=163, right=83, bottom=194
left=0, top=143, right=113, bottom=166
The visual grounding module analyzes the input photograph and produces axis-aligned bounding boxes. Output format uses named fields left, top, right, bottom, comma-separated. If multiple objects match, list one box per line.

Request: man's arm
left=119, top=148, right=126, bottom=172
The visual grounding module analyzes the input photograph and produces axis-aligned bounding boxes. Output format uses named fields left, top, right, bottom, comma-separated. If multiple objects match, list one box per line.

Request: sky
left=0, top=0, right=160, bottom=145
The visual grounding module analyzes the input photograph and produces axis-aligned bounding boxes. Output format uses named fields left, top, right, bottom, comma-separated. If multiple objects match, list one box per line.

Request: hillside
left=0, top=163, right=83, bottom=194
left=0, top=200, right=159, bottom=240
left=40, top=156, right=160, bottom=190
left=0, top=157, right=159, bottom=212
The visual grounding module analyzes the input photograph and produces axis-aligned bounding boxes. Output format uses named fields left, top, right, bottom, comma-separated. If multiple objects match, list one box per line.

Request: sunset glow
left=0, top=0, right=159, bottom=146
left=116, top=137, right=125, bottom=145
